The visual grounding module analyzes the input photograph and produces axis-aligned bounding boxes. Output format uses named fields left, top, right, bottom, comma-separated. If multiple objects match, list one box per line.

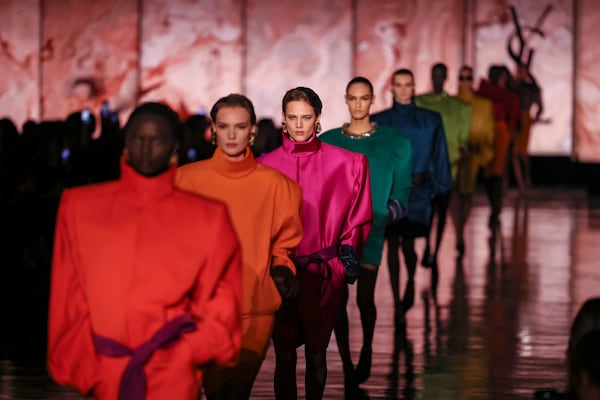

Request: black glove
left=387, top=199, right=405, bottom=225
left=339, top=245, right=359, bottom=284
left=271, top=266, right=300, bottom=300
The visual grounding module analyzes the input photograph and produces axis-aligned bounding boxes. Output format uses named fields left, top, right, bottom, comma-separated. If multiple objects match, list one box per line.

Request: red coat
left=48, top=162, right=242, bottom=400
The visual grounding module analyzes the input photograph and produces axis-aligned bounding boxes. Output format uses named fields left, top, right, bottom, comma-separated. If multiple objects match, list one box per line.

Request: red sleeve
left=340, top=154, right=373, bottom=254
left=47, top=191, right=98, bottom=395
left=183, top=204, right=243, bottom=367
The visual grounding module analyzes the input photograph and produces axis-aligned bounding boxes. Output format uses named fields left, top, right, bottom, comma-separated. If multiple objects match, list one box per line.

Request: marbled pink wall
left=0, top=0, right=40, bottom=126
left=574, top=0, right=600, bottom=162
left=139, top=0, right=244, bottom=120
left=245, top=0, right=352, bottom=130
left=2, top=0, right=600, bottom=159
left=474, top=0, right=574, bottom=156
left=355, top=0, right=467, bottom=113
left=41, top=0, right=138, bottom=121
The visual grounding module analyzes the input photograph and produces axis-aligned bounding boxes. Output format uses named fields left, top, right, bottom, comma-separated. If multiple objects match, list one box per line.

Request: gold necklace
left=341, top=122, right=377, bottom=139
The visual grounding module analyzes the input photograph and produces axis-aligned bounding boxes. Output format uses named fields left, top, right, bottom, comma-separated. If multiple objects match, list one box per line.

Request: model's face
left=432, top=68, right=447, bottom=89
left=125, top=115, right=175, bottom=177
left=282, top=100, right=319, bottom=142
left=213, top=106, right=255, bottom=161
left=345, top=83, right=374, bottom=120
left=458, top=68, right=474, bottom=92
left=391, top=74, right=414, bottom=105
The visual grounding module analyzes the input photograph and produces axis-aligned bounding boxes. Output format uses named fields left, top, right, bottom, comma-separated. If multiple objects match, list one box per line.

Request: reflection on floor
left=1, top=189, right=599, bottom=399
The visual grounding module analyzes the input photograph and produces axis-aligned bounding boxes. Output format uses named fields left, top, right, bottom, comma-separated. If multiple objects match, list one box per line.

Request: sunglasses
left=459, top=75, right=473, bottom=81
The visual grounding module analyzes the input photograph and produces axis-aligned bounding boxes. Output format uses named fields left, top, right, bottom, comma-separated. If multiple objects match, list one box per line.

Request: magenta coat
left=258, top=133, right=372, bottom=353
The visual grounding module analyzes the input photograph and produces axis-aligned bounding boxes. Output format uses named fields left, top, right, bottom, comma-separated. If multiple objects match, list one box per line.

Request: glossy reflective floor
left=1, top=189, right=599, bottom=399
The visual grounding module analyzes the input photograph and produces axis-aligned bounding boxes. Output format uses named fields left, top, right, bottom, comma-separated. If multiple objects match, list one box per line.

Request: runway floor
left=1, top=188, right=598, bottom=399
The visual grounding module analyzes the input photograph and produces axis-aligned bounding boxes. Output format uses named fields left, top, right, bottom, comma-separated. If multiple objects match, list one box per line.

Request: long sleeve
left=430, top=115, right=454, bottom=195
left=481, top=100, right=496, bottom=150
left=460, top=103, right=473, bottom=152
left=183, top=204, right=242, bottom=367
left=270, top=181, right=303, bottom=273
left=391, top=138, right=412, bottom=210
left=339, top=154, right=373, bottom=254
left=47, top=191, right=98, bottom=395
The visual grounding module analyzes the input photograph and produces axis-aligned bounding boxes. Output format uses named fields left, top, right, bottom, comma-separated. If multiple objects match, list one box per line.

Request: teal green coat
left=320, top=125, right=412, bottom=265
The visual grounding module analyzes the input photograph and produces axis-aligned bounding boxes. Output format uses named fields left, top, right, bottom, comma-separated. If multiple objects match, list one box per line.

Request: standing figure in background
left=320, top=77, right=412, bottom=392
left=176, top=94, right=303, bottom=400
left=259, top=87, right=372, bottom=400
left=511, top=63, right=543, bottom=194
left=454, top=65, right=495, bottom=258
left=477, top=65, right=520, bottom=253
left=48, top=102, right=242, bottom=400
left=372, top=68, right=452, bottom=315
left=415, top=63, right=471, bottom=268
left=178, top=114, right=215, bottom=166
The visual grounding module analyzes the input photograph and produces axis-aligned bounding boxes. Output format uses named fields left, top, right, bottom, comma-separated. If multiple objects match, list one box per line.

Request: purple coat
left=258, top=133, right=372, bottom=352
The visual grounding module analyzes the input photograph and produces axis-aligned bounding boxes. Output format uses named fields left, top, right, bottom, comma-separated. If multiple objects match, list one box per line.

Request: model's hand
left=339, top=245, right=359, bottom=284
left=271, top=266, right=299, bottom=300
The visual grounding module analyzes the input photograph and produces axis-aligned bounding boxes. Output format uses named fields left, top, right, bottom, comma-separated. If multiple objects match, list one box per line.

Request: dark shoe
left=403, top=280, right=415, bottom=312
left=456, top=240, right=465, bottom=257
left=421, top=246, right=431, bottom=267
left=394, top=305, right=406, bottom=328
left=354, top=347, right=372, bottom=384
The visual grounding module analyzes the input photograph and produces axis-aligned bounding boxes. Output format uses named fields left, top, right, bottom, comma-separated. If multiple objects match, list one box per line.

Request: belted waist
left=291, top=244, right=339, bottom=280
left=93, top=314, right=196, bottom=400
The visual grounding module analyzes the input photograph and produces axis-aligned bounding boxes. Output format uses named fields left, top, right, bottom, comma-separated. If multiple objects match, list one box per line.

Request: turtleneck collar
left=210, top=146, right=257, bottom=178
left=120, top=159, right=176, bottom=203
left=281, top=130, right=321, bottom=155
left=392, top=100, right=416, bottom=112
left=457, top=90, right=474, bottom=101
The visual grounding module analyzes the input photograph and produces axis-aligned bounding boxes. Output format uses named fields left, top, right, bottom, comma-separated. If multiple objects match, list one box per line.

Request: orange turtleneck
left=48, top=161, right=242, bottom=399
left=176, top=146, right=303, bottom=317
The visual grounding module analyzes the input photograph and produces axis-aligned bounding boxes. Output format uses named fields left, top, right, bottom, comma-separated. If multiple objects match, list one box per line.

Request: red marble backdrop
left=474, top=0, right=574, bottom=156
left=139, top=0, right=244, bottom=120
left=245, top=0, right=353, bottom=130
left=0, top=0, right=40, bottom=126
left=41, top=0, right=139, bottom=121
left=574, top=0, right=600, bottom=162
left=355, top=0, right=467, bottom=112
left=2, top=0, right=600, bottom=159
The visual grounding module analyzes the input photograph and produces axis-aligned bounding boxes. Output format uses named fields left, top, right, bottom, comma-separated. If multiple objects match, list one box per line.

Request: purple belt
left=93, top=314, right=196, bottom=400
left=291, top=244, right=339, bottom=280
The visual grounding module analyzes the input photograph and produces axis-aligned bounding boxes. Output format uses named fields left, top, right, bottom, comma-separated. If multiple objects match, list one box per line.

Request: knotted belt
left=291, top=244, right=339, bottom=280
left=93, top=314, right=196, bottom=400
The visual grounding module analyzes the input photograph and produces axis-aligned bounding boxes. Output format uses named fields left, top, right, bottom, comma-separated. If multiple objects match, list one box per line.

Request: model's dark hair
left=346, top=77, right=373, bottom=94
left=392, top=68, right=414, bottom=83
left=210, top=93, right=257, bottom=125
left=124, top=102, right=180, bottom=140
left=282, top=87, right=322, bottom=116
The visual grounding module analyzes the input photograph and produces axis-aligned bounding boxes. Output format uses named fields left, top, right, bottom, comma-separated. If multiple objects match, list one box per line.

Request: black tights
left=274, top=348, right=327, bottom=400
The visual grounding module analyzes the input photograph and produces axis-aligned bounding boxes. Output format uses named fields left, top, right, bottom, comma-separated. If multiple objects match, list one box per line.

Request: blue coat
left=372, top=101, right=453, bottom=230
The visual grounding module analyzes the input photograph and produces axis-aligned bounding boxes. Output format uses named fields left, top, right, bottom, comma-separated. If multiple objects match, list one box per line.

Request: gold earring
left=169, top=151, right=178, bottom=167
left=281, top=122, right=288, bottom=134
left=316, top=121, right=322, bottom=134
left=211, top=131, right=217, bottom=145
left=249, top=135, right=256, bottom=146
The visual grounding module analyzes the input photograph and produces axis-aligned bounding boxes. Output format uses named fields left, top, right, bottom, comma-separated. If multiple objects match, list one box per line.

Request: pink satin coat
left=258, top=133, right=372, bottom=353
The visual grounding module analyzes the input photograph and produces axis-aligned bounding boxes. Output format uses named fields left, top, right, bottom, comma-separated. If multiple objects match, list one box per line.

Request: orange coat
left=176, top=147, right=303, bottom=318
left=48, top=162, right=242, bottom=400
